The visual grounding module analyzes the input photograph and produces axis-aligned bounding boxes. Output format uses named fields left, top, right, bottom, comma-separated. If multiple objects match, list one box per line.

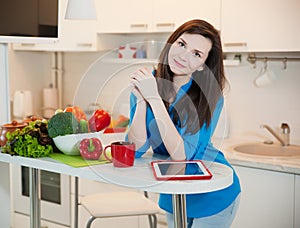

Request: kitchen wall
left=8, top=48, right=300, bottom=143
left=8, top=46, right=53, bottom=118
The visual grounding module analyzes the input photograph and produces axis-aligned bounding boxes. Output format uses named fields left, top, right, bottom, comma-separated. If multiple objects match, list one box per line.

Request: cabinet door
left=295, top=175, right=300, bottom=228
left=97, top=0, right=152, bottom=33
left=153, top=0, right=221, bottom=32
left=221, top=0, right=300, bottom=52
left=231, top=166, right=294, bottom=228
left=13, top=0, right=98, bottom=51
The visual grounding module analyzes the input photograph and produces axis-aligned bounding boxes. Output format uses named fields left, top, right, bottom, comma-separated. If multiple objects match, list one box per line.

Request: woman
left=128, top=19, right=241, bottom=228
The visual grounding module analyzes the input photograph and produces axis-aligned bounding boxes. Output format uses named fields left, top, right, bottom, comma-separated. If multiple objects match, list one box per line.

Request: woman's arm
left=127, top=88, right=148, bottom=151
left=130, top=68, right=186, bottom=160
left=147, top=98, right=186, bottom=160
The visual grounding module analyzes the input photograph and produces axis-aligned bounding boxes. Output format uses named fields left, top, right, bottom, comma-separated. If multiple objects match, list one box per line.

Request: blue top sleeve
left=127, top=83, right=224, bottom=160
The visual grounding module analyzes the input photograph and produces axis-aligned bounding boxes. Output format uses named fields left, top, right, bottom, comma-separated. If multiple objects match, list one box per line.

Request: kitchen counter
left=0, top=150, right=233, bottom=228
left=218, top=137, right=300, bottom=175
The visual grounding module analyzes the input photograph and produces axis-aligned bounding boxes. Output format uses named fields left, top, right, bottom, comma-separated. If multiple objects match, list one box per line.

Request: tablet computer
left=151, top=160, right=213, bottom=181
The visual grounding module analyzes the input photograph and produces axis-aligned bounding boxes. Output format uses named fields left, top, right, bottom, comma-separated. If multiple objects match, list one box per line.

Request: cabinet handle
left=156, top=23, right=175, bottom=28
left=130, top=24, right=148, bottom=28
left=224, top=42, right=247, bottom=47
left=41, top=226, right=48, bottom=228
left=20, top=43, right=36, bottom=47
left=77, top=43, right=93, bottom=47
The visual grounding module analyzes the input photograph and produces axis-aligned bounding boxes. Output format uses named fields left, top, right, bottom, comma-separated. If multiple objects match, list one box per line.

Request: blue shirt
left=128, top=78, right=241, bottom=218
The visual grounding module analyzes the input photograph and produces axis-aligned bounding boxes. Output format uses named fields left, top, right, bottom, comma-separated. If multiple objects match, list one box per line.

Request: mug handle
left=103, top=145, right=113, bottom=162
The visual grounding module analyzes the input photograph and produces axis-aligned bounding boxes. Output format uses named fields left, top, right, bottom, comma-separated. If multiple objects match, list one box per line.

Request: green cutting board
left=49, top=153, right=110, bottom=168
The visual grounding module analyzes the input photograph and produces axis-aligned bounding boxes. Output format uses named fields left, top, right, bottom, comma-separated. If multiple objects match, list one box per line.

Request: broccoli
left=47, top=112, right=79, bottom=138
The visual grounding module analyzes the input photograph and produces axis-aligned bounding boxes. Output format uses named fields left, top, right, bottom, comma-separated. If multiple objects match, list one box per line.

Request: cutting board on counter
left=49, top=153, right=110, bottom=168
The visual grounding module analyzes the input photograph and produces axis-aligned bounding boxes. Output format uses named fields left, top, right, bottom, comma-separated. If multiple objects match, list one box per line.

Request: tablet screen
left=157, top=163, right=204, bottom=176
left=151, top=160, right=212, bottom=180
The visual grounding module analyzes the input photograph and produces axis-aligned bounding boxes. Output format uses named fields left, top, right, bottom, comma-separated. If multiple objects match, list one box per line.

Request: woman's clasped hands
left=130, top=67, right=160, bottom=102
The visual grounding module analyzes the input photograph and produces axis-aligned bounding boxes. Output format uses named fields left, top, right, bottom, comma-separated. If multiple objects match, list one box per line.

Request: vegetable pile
left=1, top=120, right=54, bottom=157
left=0, top=104, right=130, bottom=159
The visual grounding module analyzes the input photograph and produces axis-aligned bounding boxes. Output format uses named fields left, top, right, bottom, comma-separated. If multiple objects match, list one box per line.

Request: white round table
left=86, top=154, right=234, bottom=228
left=0, top=151, right=233, bottom=228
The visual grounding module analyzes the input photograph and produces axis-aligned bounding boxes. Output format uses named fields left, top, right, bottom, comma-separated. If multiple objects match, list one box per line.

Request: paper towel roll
left=43, top=87, right=58, bottom=119
left=23, top=90, right=33, bottom=117
left=13, top=90, right=33, bottom=119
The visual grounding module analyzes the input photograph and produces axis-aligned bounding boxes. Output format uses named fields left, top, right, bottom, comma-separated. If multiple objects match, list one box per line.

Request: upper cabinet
left=221, top=0, right=300, bottom=52
left=13, top=0, right=98, bottom=52
left=96, top=0, right=221, bottom=33
left=12, top=0, right=300, bottom=52
left=152, top=0, right=221, bottom=32
left=96, top=0, right=152, bottom=33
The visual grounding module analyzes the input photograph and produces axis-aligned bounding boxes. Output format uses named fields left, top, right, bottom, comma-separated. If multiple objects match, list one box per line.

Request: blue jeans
left=166, top=194, right=240, bottom=228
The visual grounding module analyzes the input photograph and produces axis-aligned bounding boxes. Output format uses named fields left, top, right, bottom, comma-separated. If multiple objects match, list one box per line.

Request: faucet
left=260, top=123, right=290, bottom=146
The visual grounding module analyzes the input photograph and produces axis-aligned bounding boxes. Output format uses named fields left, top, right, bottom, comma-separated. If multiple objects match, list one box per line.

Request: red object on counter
left=88, top=109, right=111, bottom=132
left=103, top=128, right=126, bottom=133
left=79, top=138, right=102, bottom=160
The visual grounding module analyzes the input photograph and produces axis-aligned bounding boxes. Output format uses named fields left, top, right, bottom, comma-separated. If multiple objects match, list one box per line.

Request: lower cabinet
left=231, top=165, right=295, bottom=228
left=14, top=213, right=69, bottom=228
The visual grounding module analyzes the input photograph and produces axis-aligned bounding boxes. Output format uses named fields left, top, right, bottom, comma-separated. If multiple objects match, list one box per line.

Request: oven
left=12, top=165, right=71, bottom=226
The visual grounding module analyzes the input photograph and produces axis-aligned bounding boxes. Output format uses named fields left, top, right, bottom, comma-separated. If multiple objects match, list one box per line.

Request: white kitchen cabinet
left=14, top=213, right=69, bottom=228
left=97, top=0, right=221, bottom=33
left=221, top=0, right=300, bottom=52
left=152, top=0, right=221, bottom=31
left=96, top=0, right=153, bottom=33
left=295, top=175, right=300, bottom=228
left=231, top=165, right=294, bottom=228
left=13, top=0, right=98, bottom=52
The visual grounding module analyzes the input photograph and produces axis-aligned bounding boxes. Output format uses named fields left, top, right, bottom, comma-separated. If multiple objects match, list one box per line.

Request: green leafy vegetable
left=1, top=120, right=54, bottom=157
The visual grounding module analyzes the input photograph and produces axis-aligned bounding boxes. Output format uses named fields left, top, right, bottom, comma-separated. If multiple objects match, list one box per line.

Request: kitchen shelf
left=102, top=58, right=241, bottom=67
left=102, top=58, right=158, bottom=64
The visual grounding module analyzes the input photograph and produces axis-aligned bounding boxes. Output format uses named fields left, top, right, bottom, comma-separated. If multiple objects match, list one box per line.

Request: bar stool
left=80, top=191, right=162, bottom=228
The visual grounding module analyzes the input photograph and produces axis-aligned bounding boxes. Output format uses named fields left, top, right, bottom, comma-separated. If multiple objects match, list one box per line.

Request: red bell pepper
left=79, top=138, right=102, bottom=160
left=88, top=109, right=111, bottom=132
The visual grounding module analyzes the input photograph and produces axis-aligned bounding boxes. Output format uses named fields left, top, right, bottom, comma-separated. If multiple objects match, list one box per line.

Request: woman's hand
left=130, top=67, right=160, bottom=102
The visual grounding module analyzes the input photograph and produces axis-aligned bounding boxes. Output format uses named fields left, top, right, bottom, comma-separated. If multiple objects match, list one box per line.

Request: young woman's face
left=168, top=33, right=212, bottom=76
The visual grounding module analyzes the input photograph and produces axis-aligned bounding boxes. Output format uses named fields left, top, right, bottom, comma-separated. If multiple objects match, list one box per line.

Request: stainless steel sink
left=233, top=143, right=300, bottom=157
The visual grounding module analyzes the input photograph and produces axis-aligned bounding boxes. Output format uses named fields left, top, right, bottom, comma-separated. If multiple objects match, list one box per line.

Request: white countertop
left=217, top=137, right=300, bottom=175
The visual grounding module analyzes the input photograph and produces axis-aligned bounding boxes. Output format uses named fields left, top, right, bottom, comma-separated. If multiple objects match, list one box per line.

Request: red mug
left=104, top=141, right=135, bottom=167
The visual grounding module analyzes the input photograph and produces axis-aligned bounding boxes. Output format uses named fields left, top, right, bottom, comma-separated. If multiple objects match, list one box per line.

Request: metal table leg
left=29, top=167, right=40, bottom=228
left=74, top=176, right=79, bottom=228
left=172, top=194, right=187, bottom=228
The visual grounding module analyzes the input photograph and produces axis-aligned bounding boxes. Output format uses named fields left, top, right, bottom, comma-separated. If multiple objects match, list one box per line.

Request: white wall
left=8, top=50, right=300, bottom=143
left=8, top=46, right=53, bottom=118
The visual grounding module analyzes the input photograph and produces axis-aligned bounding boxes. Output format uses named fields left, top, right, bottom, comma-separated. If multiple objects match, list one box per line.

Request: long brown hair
left=156, top=19, right=226, bottom=134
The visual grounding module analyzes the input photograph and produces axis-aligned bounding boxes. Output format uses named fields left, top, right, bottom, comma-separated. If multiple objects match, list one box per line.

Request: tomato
left=88, top=109, right=111, bottom=132
left=64, top=106, right=86, bottom=121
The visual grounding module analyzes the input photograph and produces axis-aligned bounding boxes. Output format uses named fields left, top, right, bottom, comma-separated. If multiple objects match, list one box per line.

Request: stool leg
left=152, top=214, right=157, bottom=228
left=86, top=216, right=96, bottom=228
left=147, top=214, right=153, bottom=228
left=148, top=214, right=157, bottom=228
